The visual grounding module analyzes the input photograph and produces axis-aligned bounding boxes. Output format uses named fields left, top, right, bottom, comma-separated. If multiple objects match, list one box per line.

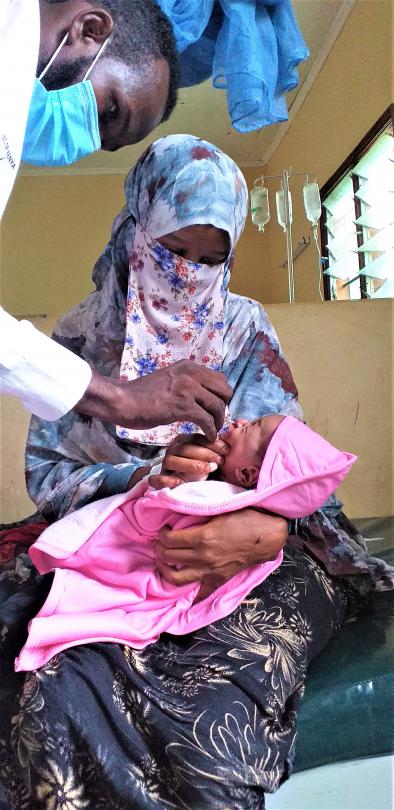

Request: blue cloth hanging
left=157, top=0, right=309, bottom=132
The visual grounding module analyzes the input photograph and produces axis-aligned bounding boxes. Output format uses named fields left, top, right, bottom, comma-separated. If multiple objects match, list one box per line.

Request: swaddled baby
left=15, top=416, right=356, bottom=672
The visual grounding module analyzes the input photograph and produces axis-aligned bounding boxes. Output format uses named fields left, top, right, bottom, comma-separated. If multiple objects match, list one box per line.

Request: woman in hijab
left=2, top=135, right=391, bottom=808
left=25, top=133, right=301, bottom=513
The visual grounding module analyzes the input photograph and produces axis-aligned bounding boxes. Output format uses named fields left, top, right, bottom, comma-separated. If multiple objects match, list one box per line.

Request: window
left=320, top=107, right=393, bottom=301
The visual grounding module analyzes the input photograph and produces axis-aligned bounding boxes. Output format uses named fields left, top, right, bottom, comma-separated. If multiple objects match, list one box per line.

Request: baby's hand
left=149, top=433, right=229, bottom=490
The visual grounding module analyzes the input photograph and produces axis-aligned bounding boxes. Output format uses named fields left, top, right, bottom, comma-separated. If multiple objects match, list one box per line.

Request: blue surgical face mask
left=22, top=34, right=109, bottom=166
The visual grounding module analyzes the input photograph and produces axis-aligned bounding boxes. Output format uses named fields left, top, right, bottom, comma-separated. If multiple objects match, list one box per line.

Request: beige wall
left=1, top=173, right=125, bottom=316
left=267, top=300, right=393, bottom=518
left=1, top=300, right=392, bottom=523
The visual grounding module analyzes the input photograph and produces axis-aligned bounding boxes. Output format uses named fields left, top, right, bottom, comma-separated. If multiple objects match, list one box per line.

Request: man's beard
left=37, top=55, right=93, bottom=90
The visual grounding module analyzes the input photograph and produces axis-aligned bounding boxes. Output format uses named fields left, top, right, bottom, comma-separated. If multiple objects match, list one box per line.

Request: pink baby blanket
left=16, top=416, right=356, bottom=671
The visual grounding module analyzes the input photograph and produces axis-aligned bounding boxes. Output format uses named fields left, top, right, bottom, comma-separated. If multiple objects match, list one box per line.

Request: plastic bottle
left=303, top=181, right=321, bottom=225
left=276, top=188, right=292, bottom=232
left=250, top=186, right=270, bottom=232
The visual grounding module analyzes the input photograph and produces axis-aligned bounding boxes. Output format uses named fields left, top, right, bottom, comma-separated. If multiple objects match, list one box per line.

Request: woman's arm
left=25, top=410, right=161, bottom=520
left=155, top=509, right=288, bottom=601
left=222, top=295, right=302, bottom=421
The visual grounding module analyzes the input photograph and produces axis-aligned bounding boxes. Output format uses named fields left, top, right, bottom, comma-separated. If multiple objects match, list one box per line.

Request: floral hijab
left=123, top=135, right=247, bottom=251
left=116, top=135, right=248, bottom=444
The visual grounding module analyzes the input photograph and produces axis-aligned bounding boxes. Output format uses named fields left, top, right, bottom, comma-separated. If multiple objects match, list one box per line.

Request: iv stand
left=255, top=169, right=313, bottom=304
left=283, top=170, right=295, bottom=304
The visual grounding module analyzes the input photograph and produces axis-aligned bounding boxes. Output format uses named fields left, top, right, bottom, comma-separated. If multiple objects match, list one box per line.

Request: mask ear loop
left=38, top=32, right=69, bottom=80
left=38, top=33, right=111, bottom=83
left=83, top=36, right=111, bottom=80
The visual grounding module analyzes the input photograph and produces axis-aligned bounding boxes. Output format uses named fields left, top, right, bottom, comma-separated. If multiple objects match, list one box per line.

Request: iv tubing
left=312, top=224, right=324, bottom=301
left=283, top=170, right=295, bottom=303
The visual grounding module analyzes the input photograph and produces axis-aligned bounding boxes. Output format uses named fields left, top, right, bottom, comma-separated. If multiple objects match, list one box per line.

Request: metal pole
left=283, top=169, right=295, bottom=303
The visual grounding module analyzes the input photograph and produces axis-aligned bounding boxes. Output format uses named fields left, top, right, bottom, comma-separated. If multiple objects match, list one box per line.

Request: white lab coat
left=0, top=0, right=91, bottom=420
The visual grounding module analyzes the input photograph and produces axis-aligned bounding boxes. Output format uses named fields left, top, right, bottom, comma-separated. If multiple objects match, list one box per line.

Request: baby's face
left=219, top=415, right=284, bottom=487
left=219, top=418, right=266, bottom=487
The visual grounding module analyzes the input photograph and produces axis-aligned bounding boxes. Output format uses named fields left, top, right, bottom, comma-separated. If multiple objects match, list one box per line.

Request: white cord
left=39, top=32, right=111, bottom=83
left=312, top=224, right=324, bottom=301
left=83, top=36, right=111, bottom=80
left=38, top=33, right=69, bottom=80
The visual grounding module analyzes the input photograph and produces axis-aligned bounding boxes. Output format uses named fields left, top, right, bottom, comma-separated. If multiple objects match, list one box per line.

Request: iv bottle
left=276, top=188, right=292, bottom=232
left=303, top=181, right=321, bottom=225
left=250, top=185, right=270, bottom=232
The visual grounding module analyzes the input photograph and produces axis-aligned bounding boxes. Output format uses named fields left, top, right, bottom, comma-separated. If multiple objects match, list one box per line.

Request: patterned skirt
left=0, top=544, right=356, bottom=810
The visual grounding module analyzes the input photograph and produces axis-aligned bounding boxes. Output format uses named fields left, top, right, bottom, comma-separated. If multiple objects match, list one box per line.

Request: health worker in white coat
left=0, top=0, right=231, bottom=441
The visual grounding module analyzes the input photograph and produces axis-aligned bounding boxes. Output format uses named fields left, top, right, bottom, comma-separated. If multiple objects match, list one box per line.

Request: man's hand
left=154, top=509, right=288, bottom=602
left=75, top=361, right=232, bottom=442
left=149, top=433, right=230, bottom=489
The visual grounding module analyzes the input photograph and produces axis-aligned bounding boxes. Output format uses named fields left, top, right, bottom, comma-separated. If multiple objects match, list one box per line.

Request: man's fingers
left=194, top=366, right=232, bottom=403
left=92, top=362, right=232, bottom=431
left=188, top=404, right=217, bottom=443
left=170, top=362, right=231, bottom=438
left=194, top=389, right=227, bottom=434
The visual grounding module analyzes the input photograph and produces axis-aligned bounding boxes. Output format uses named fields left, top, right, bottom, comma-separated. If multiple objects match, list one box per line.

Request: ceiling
left=24, top=0, right=348, bottom=175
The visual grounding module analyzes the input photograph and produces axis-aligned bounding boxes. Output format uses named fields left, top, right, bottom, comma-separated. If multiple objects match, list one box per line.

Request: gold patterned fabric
left=0, top=545, right=359, bottom=809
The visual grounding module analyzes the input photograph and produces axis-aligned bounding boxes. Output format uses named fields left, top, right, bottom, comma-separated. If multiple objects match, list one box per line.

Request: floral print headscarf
left=116, top=135, right=248, bottom=444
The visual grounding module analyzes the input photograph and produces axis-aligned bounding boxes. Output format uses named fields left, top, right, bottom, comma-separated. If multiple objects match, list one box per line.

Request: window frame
left=320, top=104, right=394, bottom=301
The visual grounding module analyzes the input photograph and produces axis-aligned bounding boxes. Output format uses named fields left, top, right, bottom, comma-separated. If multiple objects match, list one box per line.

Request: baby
left=15, top=415, right=356, bottom=672
left=221, top=414, right=286, bottom=481
left=196, top=414, right=287, bottom=488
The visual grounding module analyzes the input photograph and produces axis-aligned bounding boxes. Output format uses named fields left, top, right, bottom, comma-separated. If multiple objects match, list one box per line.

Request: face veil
left=116, top=134, right=248, bottom=445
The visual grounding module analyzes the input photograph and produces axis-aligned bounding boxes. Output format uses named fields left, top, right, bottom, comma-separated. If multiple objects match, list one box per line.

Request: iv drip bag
left=303, top=181, right=321, bottom=225
left=276, top=188, right=292, bottom=232
left=251, top=185, right=270, bottom=232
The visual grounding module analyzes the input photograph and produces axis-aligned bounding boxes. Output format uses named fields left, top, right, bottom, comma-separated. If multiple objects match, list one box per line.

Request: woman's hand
left=155, top=509, right=288, bottom=602
left=149, top=433, right=230, bottom=489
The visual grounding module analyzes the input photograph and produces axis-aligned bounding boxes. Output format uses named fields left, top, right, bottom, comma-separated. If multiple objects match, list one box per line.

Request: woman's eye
left=201, top=257, right=225, bottom=266
left=167, top=247, right=186, bottom=258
